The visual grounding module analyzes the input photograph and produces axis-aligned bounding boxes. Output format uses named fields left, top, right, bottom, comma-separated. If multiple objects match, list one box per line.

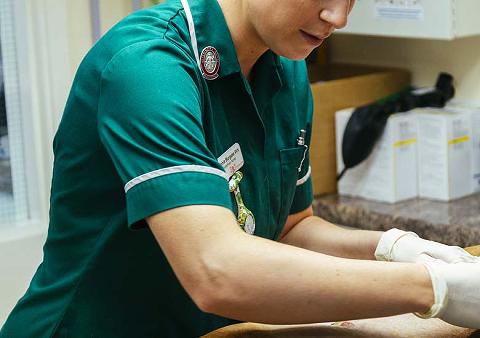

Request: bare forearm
left=148, top=206, right=431, bottom=326
left=279, top=216, right=383, bottom=260
left=204, top=232, right=433, bottom=324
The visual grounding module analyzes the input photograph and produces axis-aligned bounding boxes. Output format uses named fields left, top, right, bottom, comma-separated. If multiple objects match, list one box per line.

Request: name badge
left=218, top=143, right=244, bottom=179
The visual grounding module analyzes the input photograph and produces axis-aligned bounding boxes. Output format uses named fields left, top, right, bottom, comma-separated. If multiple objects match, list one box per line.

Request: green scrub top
left=0, top=0, right=313, bottom=337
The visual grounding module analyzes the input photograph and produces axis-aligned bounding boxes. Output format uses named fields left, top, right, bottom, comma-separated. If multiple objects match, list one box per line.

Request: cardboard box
left=308, top=64, right=411, bottom=196
left=335, top=109, right=363, bottom=198
left=445, top=102, right=480, bottom=193
left=336, top=109, right=418, bottom=203
left=415, top=108, right=472, bottom=201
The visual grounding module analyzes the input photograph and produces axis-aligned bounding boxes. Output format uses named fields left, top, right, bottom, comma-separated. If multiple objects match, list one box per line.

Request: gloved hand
left=416, top=256, right=480, bottom=329
left=374, top=228, right=479, bottom=264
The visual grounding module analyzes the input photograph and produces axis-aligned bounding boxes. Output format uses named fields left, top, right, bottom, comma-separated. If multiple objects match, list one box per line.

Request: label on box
left=374, top=0, right=425, bottom=21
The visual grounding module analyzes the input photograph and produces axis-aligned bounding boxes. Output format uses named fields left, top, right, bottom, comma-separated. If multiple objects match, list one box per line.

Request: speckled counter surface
left=313, top=194, right=480, bottom=247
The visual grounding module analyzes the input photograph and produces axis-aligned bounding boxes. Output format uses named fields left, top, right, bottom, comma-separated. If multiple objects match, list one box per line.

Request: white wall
left=67, top=0, right=135, bottom=76
left=330, top=34, right=480, bottom=102
left=66, top=1, right=92, bottom=77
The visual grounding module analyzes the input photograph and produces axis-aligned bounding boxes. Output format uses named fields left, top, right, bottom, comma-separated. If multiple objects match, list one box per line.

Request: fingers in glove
left=446, top=247, right=480, bottom=264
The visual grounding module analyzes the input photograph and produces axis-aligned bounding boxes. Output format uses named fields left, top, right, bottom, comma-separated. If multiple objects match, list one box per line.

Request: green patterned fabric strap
left=229, top=172, right=255, bottom=234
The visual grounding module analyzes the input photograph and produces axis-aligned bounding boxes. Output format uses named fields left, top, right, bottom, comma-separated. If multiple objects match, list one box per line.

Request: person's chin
left=280, top=47, right=315, bottom=61
left=270, top=38, right=320, bottom=60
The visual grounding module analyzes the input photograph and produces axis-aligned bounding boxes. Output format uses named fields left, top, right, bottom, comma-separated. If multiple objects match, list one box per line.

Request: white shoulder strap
left=180, top=0, right=201, bottom=70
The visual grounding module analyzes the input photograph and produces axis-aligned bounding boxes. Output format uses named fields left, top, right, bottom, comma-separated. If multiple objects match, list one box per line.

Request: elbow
left=184, top=253, right=239, bottom=315
left=190, top=286, right=223, bottom=314
left=179, top=230, right=251, bottom=315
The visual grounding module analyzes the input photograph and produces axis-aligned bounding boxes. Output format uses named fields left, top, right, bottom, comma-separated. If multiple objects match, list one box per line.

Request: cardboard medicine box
left=335, top=109, right=418, bottom=203
left=415, top=108, right=473, bottom=201
left=308, top=64, right=411, bottom=196
left=445, top=103, right=480, bottom=194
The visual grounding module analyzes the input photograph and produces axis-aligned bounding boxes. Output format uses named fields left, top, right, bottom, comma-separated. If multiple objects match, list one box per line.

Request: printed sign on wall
left=374, top=0, right=425, bottom=21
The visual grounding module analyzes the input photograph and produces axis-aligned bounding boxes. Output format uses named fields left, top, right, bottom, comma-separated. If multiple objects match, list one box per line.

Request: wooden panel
left=466, top=245, right=480, bottom=256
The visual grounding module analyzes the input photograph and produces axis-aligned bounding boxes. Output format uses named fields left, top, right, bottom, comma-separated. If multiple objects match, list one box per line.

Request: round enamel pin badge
left=200, top=46, right=220, bottom=80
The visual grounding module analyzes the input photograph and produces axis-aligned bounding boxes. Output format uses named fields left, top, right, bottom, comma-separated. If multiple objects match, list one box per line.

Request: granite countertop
left=313, top=194, right=480, bottom=247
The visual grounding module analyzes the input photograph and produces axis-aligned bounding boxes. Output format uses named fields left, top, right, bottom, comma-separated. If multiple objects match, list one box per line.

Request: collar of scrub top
left=180, top=0, right=284, bottom=82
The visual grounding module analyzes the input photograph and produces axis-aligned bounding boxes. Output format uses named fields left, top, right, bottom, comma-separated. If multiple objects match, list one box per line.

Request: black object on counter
left=337, top=73, right=455, bottom=181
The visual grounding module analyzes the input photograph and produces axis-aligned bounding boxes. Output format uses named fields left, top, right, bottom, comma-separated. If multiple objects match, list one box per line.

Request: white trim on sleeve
left=296, top=166, right=311, bottom=186
left=124, top=165, right=228, bottom=193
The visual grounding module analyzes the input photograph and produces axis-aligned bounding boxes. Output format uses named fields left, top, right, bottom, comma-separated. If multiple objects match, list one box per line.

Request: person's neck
left=217, top=0, right=268, bottom=79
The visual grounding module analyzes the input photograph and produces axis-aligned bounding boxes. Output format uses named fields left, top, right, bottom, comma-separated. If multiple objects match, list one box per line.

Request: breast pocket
left=277, top=147, right=305, bottom=231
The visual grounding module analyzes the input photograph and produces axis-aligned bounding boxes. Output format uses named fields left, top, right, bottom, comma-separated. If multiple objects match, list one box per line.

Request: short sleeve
left=289, top=74, right=314, bottom=215
left=98, top=39, right=232, bottom=228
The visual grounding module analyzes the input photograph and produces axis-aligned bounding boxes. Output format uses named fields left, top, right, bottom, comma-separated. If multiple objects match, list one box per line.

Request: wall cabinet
left=338, top=0, right=480, bottom=40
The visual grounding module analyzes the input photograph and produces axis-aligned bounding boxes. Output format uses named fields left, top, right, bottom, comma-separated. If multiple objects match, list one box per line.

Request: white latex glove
left=375, top=228, right=479, bottom=264
left=416, top=255, right=480, bottom=329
